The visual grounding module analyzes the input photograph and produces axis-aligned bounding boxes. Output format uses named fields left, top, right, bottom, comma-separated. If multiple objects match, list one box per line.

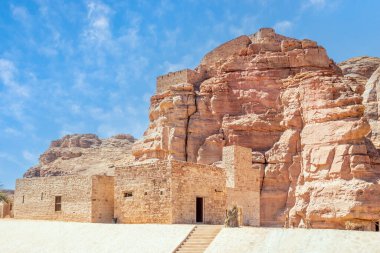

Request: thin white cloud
left=82, top=1, right=112, bottom=46
left=10, top=5, right=30, bottom=25
left=22, top=150, right=37, bottom=163
left=154, top=0, right=174, bottom=17
left=273, top=20, right=293, bottom=33
left=0, top=152, right=23, bottom=166
left=228, top=14, right=258, bottom=36
left=0, top=59, right=29, bottom=97
left=301, top=0, right=339, bottom=11
left=4, top=127, right=22, bottom=137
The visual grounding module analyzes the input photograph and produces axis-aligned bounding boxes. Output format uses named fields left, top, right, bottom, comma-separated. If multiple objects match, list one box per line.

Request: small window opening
left=124, top=192, right=133, bottom=198
left=160, top=191, right=164, bottom=195
left=41, top=193, right=44, bottom=200
left=22, top=196, right=24, bottom=204
left=55, top=196, right=62, bottom=212
left=376, top=221, right=379, bottom=232
left=144, top=192, right=148, bottom=196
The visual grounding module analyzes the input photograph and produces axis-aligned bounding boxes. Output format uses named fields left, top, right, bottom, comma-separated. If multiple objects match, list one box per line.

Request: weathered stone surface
left=339, top=56, right=380, bottom=82
left=21, top=28, right=380, bottom=230
left=14, top=175, right=114, bottom=222
left=114, top=160, right=227, bottom=224
left=338, top=56, right=380, bottom=94
left=363, top=67, right=380, bottom=148
left=134, top=28, right=380, bottom=229
left=24, top=134, right=135, bottom=178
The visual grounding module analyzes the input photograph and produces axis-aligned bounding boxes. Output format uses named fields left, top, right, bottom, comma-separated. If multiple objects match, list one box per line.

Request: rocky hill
left=23, top=28, right=380, bottom=230
left=24, top=134, right=135, bottom=177
left=133, top=28, right=380, bottom=229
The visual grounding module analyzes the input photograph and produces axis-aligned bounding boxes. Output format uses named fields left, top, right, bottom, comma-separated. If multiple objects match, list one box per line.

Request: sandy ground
left=206, top=226, right=380, bottom=253
left=0, top=219, right=193, bottom=253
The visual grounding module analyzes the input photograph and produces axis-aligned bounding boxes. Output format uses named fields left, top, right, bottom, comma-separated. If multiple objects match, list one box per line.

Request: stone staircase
left=174, top=225, right=222, bottom=253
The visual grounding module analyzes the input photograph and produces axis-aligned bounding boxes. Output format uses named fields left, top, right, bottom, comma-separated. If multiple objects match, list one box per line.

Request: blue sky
left=0, top=0, right=379, bottom=189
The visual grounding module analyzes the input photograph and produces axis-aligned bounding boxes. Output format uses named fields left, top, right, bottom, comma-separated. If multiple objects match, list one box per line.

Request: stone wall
left=91, top=176, right=114, bottom=223
left=115, top=160, right=227, bottom=224
left=114, top=161, right=173, bottom=223
left=156, top=69, right=201, bottom=93
left=171, top=160, right=226, bottom=224
left=14, top=175, right=114, bottom=222
left=0, top=202, right=12, bottom=218
left=223, top=146, right=261, bottom=226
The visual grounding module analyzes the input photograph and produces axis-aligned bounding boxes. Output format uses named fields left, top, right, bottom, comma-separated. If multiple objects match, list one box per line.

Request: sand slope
left=0, top=220, right=193, bottom=253
left=206, top=227, right=380, bottom=253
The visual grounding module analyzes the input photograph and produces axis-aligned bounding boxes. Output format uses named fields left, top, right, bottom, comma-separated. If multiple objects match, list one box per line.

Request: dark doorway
left=196, top=197, right=204, bottom=223
left=376, top=221, right=379, bottom=232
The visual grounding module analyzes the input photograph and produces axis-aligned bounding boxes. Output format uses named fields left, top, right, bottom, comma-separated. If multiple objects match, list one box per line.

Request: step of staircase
left=174, top=225, right=222, bottom=253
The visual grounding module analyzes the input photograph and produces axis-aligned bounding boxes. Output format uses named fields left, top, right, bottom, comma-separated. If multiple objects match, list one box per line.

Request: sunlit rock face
left=339, top=56, right=380, bottom=150
left=133, top=28, right=380, bottom=228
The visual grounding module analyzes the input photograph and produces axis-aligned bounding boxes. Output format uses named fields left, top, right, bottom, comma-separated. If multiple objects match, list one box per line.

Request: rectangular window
left=22, top=196, right=24, bottom=204
left=124, top=192, right=133, bottom=198
left=55, top=196, right=62, bottom=212
left=41, top=193, right=44, bottom=200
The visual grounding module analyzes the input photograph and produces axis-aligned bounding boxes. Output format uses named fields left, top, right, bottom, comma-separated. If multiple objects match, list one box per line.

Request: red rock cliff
left=133, top=28, right=380, bottom=229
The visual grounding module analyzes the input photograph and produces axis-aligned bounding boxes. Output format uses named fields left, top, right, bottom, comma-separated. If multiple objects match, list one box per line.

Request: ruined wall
left=156, top=69, right=201, bottom=93
left=223, top=146, right=261, bottom=226
left=171, top=160, right=226, bottom=224
left=114, top=161, right=172, bottom=223
left=0, top=202, right=12, bottom=218
left=14, top=176, right=114, bottom=222
left=91, top=176, right=114, bottom=223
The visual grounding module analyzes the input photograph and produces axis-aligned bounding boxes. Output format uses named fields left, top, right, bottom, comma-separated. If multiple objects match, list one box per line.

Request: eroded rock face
left=339, top=56, right=380, bottom=149
left=338, top=56, right=380, bottom=95
left=134, top=28, right=380, bottom=229
left=363, top=67, right=380, bottom=149
left=24, top=134, right=135, bottom=178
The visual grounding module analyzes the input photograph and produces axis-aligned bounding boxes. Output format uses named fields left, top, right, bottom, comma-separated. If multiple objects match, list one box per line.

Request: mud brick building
left=13, top=146, right=260, bottom=226
left=114, top=160, right=227, bottom=224
left=14, top=175, right=114, bottom=223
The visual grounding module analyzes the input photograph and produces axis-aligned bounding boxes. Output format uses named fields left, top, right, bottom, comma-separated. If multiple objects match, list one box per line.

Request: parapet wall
left=156, top=69, right=201, bottom=93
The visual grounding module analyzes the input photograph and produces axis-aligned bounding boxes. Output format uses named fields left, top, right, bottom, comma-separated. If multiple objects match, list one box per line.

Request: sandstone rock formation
left=22, top=28, right=380, bottom=230
left=24, top=134, right=135, bottom=177
left=339, top=56, right=380, bottom=85
left=133, top=28, right=380, bottom=229
left=339, top=57, right=380, bottom=149
left=363, top=67, right=380, bottom=149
